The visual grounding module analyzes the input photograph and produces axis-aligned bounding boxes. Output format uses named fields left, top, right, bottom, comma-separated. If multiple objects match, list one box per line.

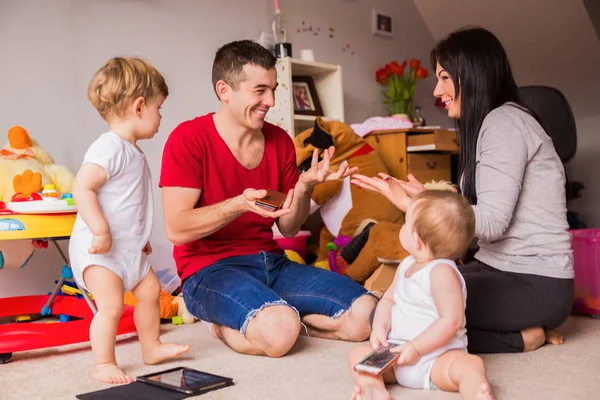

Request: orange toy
left=124, top=290, right=178, bottom=320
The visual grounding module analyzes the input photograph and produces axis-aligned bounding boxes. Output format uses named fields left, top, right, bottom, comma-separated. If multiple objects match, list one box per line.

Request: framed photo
left=372, top=9, right=393, bottom=37
left=291, top=76, right=323, bottom=116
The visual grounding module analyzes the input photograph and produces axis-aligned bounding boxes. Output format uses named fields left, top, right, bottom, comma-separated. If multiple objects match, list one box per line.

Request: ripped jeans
left=182, top=251, right=372, bottom=335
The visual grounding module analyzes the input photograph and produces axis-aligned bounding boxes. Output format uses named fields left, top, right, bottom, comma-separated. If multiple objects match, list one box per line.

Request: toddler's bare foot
left=475, top=382, right=495, bottom=400
left=351, top=384, right=391, bottom=400
left=545, top=329, right=565, bottom=345
left=143, top=343, right=190, bottom=365
left=521, top=326, right=545, bottom=352
left=93, top=363, right=134, bottom=384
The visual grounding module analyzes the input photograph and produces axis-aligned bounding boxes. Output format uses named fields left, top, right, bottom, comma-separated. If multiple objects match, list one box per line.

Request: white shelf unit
left=267, top=57, right=344, bottom=137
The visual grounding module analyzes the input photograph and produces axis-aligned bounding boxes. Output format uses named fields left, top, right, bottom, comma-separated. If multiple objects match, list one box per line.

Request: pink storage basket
left=274, top=230, right=311, bottom=259
left=570, top=229, right=600, bottom=316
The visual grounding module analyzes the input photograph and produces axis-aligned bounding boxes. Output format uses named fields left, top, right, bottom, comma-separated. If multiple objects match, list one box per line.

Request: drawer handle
left=399, top=156, right=404, bottom=163
left=453, top=138, right=458, bottom=145
left=426, top=161, right=438, bottom=169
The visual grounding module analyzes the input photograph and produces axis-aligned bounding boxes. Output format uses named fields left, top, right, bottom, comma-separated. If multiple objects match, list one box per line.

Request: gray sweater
left=471, top=103, right=574, bottom=279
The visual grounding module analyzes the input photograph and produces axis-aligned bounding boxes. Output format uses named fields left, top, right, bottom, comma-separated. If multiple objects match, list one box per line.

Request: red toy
left=0, top=294, right=136, bottom=361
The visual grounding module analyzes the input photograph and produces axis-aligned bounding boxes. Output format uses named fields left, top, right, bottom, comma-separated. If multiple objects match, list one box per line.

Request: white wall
left=0, top=0, right=438, bottom=297
left=567, top=114, right=600, bottom=228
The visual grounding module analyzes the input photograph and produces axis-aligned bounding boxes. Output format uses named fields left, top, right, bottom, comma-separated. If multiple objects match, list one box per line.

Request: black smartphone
left=137, top=367, right=233, bottom=395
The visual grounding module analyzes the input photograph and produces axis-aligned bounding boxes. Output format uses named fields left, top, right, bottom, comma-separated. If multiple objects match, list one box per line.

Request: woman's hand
left=394, top=173, right=426, bottom=197
left=351, top=173, right=412, bottom=212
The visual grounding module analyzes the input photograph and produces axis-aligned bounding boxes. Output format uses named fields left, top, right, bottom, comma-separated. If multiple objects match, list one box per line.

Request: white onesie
left=69, top=132, right=153, bottom=292
left=389, top=256, right=468, bottom=390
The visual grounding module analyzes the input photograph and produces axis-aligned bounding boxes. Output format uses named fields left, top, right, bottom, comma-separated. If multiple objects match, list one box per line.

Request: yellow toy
left=0, top=126, right=74, bottom=200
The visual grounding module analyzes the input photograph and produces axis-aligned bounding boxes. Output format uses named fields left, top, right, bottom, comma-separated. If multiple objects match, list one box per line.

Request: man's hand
left=391, top=342, right=421, bottom=366
left=299, top=147, right=358, bottom=189
left=89, top=233, right=112, bottom=254
left=241, top=188, right=294, bottom=218
left=143, top=242, right=153, bottom=255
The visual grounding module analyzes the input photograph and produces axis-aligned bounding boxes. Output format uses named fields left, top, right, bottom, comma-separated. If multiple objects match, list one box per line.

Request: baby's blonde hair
left=87, top=57, right=168, bottom=120
left=410, top=190, right=475, bottom=260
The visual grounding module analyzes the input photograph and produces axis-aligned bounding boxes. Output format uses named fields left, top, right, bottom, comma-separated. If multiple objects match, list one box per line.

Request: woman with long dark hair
left=352, top=27, right=574, bottom=354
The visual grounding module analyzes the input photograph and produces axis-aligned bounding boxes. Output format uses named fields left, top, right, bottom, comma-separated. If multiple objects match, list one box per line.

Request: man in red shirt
left=160, top=40, right=377, bottom=357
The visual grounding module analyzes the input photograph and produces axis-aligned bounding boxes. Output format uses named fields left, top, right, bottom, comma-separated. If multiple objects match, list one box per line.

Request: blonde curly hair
left=87, top=57, right=168, bottom=120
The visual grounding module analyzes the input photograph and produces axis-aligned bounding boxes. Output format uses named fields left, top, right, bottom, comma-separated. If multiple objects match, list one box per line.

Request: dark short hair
left=212, top=40, right=276, bottom=96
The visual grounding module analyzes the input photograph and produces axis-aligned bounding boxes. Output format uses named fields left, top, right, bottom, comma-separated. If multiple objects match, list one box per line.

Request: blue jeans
left=182, top=251, right=373, bottom=335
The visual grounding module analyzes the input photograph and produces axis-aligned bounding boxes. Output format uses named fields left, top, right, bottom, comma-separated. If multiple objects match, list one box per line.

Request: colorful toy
left=0, top=126, right=74, bottom=201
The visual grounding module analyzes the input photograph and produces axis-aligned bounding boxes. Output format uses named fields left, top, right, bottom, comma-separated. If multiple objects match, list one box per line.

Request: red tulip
left=416, top=67, right=428, bottom=79
left=410, top=59, right=421, bottom=70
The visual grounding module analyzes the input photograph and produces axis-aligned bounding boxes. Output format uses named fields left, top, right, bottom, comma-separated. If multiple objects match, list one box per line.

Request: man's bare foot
left=93, top=363, right=134, bottom=384
left=143, top=343, right=190, bottom=365
left=521, top=326, right=545, bottom=352
left=475, top=382, right=495, bottom=400
left=351, top=384, right=391, bottom=400
left=545, top=330, right=565, bottom=345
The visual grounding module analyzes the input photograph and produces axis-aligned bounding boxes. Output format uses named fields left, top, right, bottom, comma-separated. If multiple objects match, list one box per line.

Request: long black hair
left=430, top=27, right=532, bottom=204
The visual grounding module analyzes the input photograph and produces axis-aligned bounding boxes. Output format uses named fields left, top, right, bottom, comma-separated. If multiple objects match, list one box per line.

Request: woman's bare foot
left=475, top=382, right=495, bottom=400
left=93, top=362, right=134, bottom=384
left=142, top=343, right=190, bottom=365
left=545, top=330, right=565, bottom=345
left=351, top=384, right=391, bottom=400
left=521, top=326, right=545, bottom=352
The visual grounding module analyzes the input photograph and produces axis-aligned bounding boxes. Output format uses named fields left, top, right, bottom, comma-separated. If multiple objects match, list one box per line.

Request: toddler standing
left=69, top=57, right=189, bottom=384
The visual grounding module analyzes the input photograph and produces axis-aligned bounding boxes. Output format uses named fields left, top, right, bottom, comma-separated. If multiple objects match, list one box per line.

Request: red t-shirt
left=159, top=113, right=299, bottom=281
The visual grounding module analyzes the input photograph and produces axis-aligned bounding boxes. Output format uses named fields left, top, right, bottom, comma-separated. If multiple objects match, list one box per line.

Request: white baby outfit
left=389, top=255, right=468, bottom=390
left=69, top=132, right=153, bottom=292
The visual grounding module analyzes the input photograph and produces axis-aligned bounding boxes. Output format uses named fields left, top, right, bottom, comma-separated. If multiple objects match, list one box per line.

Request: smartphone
left=255, top=189, right=287, bottom=211
left=354, top=340, right=403, bottom=375
left=137, top=367, right=233, bottom=395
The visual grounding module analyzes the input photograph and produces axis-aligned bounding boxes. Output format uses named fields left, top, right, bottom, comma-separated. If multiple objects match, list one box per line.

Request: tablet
left=137, top=367, right=233, bottom=395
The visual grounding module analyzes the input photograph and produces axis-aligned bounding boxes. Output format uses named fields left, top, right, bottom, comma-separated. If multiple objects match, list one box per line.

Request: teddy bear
left=294, top=118, right=459, bottom=286
left=0, top=125, right=74, bottom=200
left=294, top=118, right=406, bottom=279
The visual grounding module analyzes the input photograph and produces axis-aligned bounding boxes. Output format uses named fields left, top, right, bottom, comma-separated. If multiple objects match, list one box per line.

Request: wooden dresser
left=364, top=128, right=458, bottom=182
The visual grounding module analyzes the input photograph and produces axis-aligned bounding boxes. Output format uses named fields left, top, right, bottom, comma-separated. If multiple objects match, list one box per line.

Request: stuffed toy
left=294, top=118, right=459, bottom=284
left=294, top=118, right=405, bottom=280
left=124, top=290, right=197, bottom=324
left=0, top=126, right=74, bottom=200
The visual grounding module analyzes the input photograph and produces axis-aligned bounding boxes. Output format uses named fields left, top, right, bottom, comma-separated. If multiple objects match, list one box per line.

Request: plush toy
left=294, top=118, right=405, bottom=267
left=0, top=126, right=74, bottom=200
left=124, top=290, right=197, bottom=324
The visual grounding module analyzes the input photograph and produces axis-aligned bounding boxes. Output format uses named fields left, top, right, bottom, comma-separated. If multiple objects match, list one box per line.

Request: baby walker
left=0, top=187, right=136, bottom=364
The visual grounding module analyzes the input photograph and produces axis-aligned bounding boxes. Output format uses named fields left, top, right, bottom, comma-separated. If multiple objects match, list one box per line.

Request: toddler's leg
left=348, top=344, right=395, bottom=400
left=131, top=269, right=189, bottom=364
left=430, top=350, right=494, bottom=400
left=83, top=266, right=133, bottom=384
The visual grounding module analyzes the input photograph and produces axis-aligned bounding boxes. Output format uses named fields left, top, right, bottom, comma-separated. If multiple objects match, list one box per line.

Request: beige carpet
left=1, top=315, right=599, bottom=400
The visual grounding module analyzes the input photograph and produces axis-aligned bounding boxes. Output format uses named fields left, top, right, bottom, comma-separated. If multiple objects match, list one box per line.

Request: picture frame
left=291, top=76, right=323, bottom=116
left=372, top=9, right=393, bottom=37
